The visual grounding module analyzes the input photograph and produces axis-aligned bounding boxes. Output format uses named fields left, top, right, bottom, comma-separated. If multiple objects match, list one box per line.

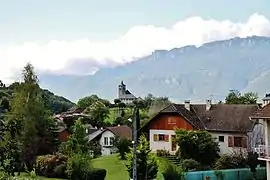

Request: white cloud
left=1, top=13, right=270, bottom=83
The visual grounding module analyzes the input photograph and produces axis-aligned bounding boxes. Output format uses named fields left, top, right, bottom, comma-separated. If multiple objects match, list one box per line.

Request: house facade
left=141, top=101, right=259, bottom=154
left=250, top=96, right=270, bottom=180
left=87, top=125, right=132, bottom=156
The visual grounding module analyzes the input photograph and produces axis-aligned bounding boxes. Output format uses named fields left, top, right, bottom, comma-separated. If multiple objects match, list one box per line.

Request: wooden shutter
left=154, top=134, right=158, bottom=141
left=165, top=135, right=169, bottom=142
left=228, top=136, right=233, bottom=147
left=242, top=137, right=248, bottom=148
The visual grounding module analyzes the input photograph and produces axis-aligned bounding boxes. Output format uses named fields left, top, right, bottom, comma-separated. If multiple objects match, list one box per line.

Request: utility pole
left=132, top=107, right=139, bottom=180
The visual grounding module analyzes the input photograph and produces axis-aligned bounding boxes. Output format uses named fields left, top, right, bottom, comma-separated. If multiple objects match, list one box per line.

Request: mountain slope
left=39, top=36, right=270, bottom=103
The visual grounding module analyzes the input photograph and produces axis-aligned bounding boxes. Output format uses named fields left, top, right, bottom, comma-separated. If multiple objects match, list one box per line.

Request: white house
left=87, top=125, right=132, bottom=156
left=250, top=95, right=270, bottom=180
left=141, top=102, right=259, bottom=155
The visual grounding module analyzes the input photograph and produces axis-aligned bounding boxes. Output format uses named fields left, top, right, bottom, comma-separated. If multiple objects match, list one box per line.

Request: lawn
left=92, top=154, right=129, bottom=180
left=0, top=172, right=64, bottom=180
left=92, top=154, right=165, bottom=180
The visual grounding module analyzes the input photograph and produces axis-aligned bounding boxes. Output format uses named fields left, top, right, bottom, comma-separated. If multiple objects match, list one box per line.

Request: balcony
left=254, top=145, right=270, bottom=161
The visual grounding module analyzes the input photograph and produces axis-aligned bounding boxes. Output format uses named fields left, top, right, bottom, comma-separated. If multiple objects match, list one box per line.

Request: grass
left=92, top=154, right=165, bottom=180
left=92, top=154, right=129, bottom=180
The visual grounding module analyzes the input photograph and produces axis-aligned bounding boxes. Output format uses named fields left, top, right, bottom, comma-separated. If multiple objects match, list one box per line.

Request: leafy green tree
left=59, top=119, right=89, bottom=156
left=0, top=63, right=58, bottom=173
left=83, top=101, right=109, bottom=128
left=126, top=135, right=158, bottom=180
left=225, top=90, right=258, bottom=104
left=175, top=130, right=220, bottom=167
left=114, top=136, right=131, bottom=160
left=148, top=96, right=171, bottom=117
left=77, top=95, right=110, bottom=109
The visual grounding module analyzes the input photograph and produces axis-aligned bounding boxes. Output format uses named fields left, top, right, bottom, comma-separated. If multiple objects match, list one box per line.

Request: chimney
left=184, top=100, right=190, bottom=111
left=206, top=99, right=211, bottom=111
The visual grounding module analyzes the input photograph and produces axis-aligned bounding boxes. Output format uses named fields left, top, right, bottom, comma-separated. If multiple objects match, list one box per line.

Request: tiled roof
left=192, top=104, right=258, bottom=132
left=250, top=103, right=270, bottom=118
left=107, top=125, right=132, bottom=140
left=143, top=103, right=259, bottom=133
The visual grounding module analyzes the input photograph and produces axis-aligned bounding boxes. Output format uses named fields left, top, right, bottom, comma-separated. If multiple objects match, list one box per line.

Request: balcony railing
left=254, top=145, right=270, bottom=160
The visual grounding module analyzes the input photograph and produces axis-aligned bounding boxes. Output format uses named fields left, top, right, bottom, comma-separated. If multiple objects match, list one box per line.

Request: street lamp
left=129, top=107, right=139, bottom=180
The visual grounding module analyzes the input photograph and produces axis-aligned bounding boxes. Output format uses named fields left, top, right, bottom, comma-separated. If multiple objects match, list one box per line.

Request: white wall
left=149, top=129, right=177, bottom=154
left=211, top=132, right=248, bottom=154
left=99, top=130, right=116, bottom=156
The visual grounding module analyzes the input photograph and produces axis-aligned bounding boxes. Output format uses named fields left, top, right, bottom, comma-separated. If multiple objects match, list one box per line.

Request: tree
left=225, top=90, right=258, bottom=104
left=175, top=130, right=220, bottom=167
left=126, top=135, right=158, bottom=180
left=247, top=151, right=259, bottom=180
left=114, top=136, right=131, bottom=160
left=77, top=95, right=110, bottom=109
left=83, top=101, right=109, bottom=128
left=59, top=119, right=89, bottom=156
left=0, top=63, right=58, bottom=173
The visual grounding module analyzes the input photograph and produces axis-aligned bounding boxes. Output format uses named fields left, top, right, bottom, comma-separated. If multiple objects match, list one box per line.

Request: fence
left=162, top=167, right=266, bottom=180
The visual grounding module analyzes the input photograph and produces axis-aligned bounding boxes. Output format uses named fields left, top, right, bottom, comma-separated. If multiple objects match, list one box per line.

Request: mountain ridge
left=39, top=36, right=270, bottom=103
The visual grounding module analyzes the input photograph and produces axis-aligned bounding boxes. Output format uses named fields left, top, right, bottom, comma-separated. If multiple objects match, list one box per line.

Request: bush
left=162, top=161, right=183, bottom=180
left=114, top=136, right=131, bottom=160
left=66, top=153, right=106, bottom=180
left=156, top=149, right=170, bottom=157
left=36, top=153, right=68, bottom=178
left=180, top=159, right=201, bottom=172
left=214, top=152, right=247, bottom=170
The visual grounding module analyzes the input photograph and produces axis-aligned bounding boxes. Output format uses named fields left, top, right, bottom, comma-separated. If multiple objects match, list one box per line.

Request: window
left=104, top=137, right=108, bottom=146
left=228, top=136, right=248, bottom=148
left=153, top=134, right=169, bottom=142
left=218, top=136, right=224, bottom=142
left=110, top=137, right=114, bottom=146
left=234, top=137, right=243, bottom=147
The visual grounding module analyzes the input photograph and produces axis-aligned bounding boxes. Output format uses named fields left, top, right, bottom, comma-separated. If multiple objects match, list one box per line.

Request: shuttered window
left=154, top=134, right=158, bottom=141
left=228, top=136, right=233, bottom=147
left=164, top=135, right=169, bottom=142
left=242, top=137, right=247, bottom=148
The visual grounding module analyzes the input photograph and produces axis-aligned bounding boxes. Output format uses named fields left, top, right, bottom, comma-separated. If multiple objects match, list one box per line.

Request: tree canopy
left=225, top=90, right=258, bottom=104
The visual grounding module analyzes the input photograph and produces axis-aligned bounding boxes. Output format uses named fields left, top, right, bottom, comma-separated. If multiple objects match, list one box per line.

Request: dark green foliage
left=214, top=152, right=247, bottom=170
left=162, top=161, right=183, bottom=180
left=35, top=153, right=68, bottom=178
left=89, top=140, right=102, bottom=158
left=59, top=119, right=90, bottom=156
left=83, top=101, right=110, bottom=128
left=156, top=149, right=170, bottom=157
left=77, top=95, right=111, bottom=110
left=175, top=130, right=220, bottom=167
left=41, top=89, right=74, bottom=114
left=126, top=135, right=158, bottom=180
left=114, top=136, right=131, bottom=160
left=0, top=63, right=59, bottom=174
left=225, top=90, right=258, bottom=104
left=66, top=153, right=106, bottom=180
left=180, top=159, right=201, bottom=172
left=247, top=151, right=259, bottom=179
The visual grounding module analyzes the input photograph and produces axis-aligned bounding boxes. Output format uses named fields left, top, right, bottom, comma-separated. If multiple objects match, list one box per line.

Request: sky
left=1, top=0, right=270, bottom=82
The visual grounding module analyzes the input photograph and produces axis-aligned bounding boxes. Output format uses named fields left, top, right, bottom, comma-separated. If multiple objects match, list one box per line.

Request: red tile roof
left=107, top=125, right=132, bottom=140
left=250, top=103, right=270, bottom=119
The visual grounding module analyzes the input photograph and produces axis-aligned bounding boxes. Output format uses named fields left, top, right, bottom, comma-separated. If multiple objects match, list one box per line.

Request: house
left=141, top=100, right=259, bottom=154
left=87, top=125, right=132, bottom=156
left=117, top=81, right=137, bottom=104
left=250, top=94, right=270, bottom=180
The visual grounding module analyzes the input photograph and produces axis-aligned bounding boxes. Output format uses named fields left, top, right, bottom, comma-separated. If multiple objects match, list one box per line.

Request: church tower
left=118, top=81, right=126, bottom=98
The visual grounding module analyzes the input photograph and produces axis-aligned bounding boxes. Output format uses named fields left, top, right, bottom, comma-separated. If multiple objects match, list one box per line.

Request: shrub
left=162, top=161, right=183, bottom=180
left=114, top=136, right=131, bottom=160
left=35, top=153, right=68, bottom=178
left=214, top=152, right=247, bottom=170
left=66, top=153, right=106, bottom=180
left=156, top=149, right=170, bottom=157
left=180, top=159, right=201, bottom=172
